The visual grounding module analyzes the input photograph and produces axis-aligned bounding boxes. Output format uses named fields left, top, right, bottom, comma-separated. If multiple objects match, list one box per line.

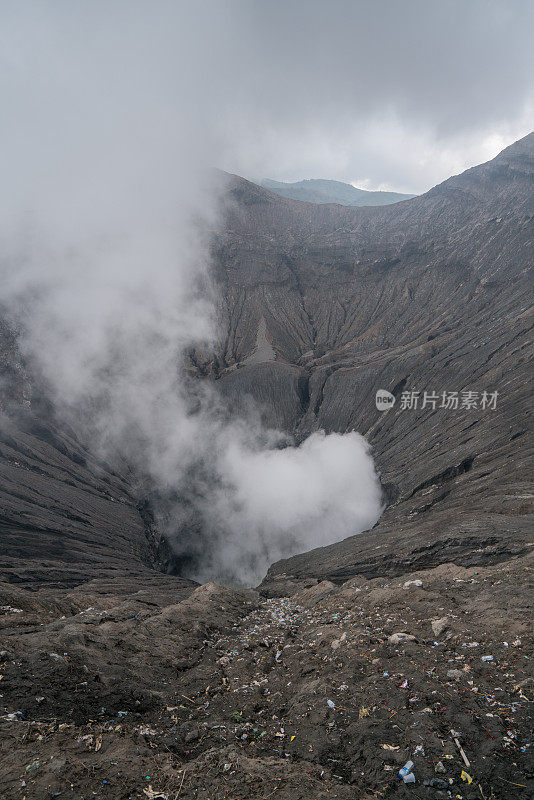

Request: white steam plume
left=0, top=2, right=384, bottom=587
left=197, top=431, right=383, bottom=586
left=1, top=208, right=383, bottom=586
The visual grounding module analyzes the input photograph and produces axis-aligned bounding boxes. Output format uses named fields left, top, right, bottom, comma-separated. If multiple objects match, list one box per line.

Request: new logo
left=375, top=389, right=396, bottom=411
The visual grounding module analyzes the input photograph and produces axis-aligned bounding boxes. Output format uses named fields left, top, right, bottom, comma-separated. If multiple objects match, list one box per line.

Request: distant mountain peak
left=259, top=177, right=416, bottom=207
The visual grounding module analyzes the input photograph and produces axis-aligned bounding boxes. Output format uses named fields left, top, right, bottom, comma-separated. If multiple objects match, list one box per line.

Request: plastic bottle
left=399, top=760, right=414, bottom=778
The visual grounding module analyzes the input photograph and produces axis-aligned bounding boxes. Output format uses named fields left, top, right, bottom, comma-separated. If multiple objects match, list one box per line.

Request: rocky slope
left=0, top=323, right=193, bottom=592
left=208, top=133, right=534, bottom=589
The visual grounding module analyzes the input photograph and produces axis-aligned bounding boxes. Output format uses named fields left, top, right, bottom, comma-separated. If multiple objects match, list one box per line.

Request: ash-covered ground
left=0, top=555, right=532, bottom=800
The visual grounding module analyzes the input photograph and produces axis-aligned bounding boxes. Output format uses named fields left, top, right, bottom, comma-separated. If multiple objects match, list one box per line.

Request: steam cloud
left=0, top=186, right=383, bottom=585
left=198, top=431, right=383, bottom=586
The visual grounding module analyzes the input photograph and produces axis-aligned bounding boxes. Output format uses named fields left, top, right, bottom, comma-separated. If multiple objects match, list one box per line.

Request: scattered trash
left=451, top=731, right=471, bottom=768
left=2, top=711, right=22, bottom=721
left=388, top=632, right=416, bottom=644
left=331, top=632, right=347, bottom=649
left=447, top=669, right=464, bottom=679
left=481, top=655, right=494, bottom=662
left=431, top=617, right=449, bottom=636
left=136, top=725, right=157, bottom=736
left=143, top=786, right=168, bottom=799
left=403, top=580, right=422, bottom=589
left=0, top=558, right=529, bottom=798
left=399, top=760, right=414, bottom=778
left=48, top=652, right=67, bottom=662
left=425, top=778, right=448, bottom=789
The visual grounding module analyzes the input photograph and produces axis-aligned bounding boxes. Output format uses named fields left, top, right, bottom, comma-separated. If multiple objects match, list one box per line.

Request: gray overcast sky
left=0, top=0, right=533, bottom=198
